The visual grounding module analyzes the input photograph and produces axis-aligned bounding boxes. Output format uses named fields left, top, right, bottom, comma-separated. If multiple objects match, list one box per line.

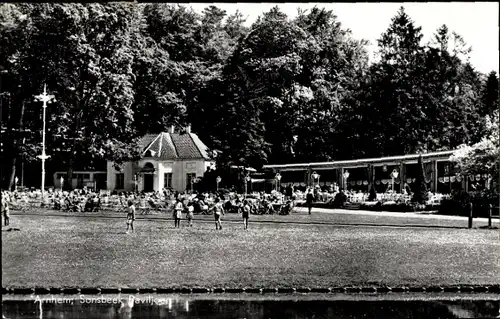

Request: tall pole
left=21, top=138, right=25, bottom=188
left=35, top=85, right=55, bottom=201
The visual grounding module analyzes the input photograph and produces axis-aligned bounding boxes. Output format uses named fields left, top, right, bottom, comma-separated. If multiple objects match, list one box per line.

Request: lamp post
left=311, top=171, right=319, bottom=188
left=216, top=176, right=221, bottom=192
left=245, top=175, right=251, bottom=196
left=275, top=173, right=282, bottom=192
left=34, top=84, right=55, bottom=200
left=390, top=169, right=399, bottom=193
left=343, top=170, right=350, bottom=190
left=134, top=174, right=138, bottom=193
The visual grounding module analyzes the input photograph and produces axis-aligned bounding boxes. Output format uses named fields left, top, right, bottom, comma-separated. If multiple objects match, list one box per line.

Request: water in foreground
left=2, top=294, right=499, bottom=318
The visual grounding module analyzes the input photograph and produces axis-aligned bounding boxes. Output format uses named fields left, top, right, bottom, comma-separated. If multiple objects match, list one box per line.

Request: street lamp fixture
left=311, top=171, right=318, bottom=180
left=343, top=171, right=350, bottom=181
left=245, top=174, right=251, bottom=196
left=216, top=176, right=221, bottom=191
left=311, top=171, right=320, bottom=187
left=275, top=173, right=282, bottom=192
left=390, top=169, right=399, bottom=193
left=34, top=84, right=55, bottom=201
left=343, top=170, right=350, bottom=189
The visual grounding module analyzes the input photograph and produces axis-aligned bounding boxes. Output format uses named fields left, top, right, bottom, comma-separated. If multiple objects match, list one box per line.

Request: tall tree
left=421, top=25, right=486, bottom=151
left=0, top=4, right=39, bottom=189
left=1, top=4, right=151, bottom=189
left=480, top=71, right=499, bottom=117
left=361, top=6, right=426, bottom=156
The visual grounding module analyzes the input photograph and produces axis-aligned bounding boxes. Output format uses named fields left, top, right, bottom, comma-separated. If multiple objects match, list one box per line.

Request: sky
left=187, top=2, right=499, bottom=75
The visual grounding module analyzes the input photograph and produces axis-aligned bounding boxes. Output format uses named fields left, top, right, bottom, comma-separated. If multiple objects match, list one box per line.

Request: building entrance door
left=143, top=174, right=154, bottom=192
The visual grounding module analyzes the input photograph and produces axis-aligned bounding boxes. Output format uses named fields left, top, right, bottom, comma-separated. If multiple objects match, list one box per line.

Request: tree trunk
left=7, top=99, right=25, bottom=190
left=8, top=158, right=17, bottom=191
left=66, top=158, right=74, bottom=191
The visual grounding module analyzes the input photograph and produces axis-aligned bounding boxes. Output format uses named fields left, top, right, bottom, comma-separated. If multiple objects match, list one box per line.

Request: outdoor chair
left=137, top=199, right=150, bottom=215
left=146, top=199, right=164, bottom=214
left=279, top=201, right=293, bottom=215
left=10, top=200, right=30, bottom=213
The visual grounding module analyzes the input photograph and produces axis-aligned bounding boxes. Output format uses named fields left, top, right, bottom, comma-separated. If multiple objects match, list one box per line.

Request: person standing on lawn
left=126, top=200, right=136, bottom=233
left=212, top=197, right=225, bottom=230
left=2, top=192, right=10, bottom=226
left=186, top=201, right=194, bottom=227
left=174, top=198, right=184, bottom=228
left=306, top=188, right=314, bottom=215
left=242, top=200, right=250, bottom=230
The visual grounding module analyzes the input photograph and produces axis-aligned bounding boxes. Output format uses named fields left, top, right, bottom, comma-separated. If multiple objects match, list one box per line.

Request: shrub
left=438, top=189, right=499, bottom=217
left=368, top=185, right=377, bottom=201
left=360, top=201, right=431, bottom=212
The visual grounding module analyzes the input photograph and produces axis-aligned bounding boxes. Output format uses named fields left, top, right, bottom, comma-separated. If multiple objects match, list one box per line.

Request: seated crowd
left=1, top=187, right=296, bottom=216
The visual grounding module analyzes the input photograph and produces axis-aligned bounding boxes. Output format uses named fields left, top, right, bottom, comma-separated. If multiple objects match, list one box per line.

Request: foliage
left=480, top=71, right=499, bottom=117
left=1, top=4, right=497, bottom=190
left=450, top=110, right=499, bottom=178
left=440, top=189, right=498, bottom=217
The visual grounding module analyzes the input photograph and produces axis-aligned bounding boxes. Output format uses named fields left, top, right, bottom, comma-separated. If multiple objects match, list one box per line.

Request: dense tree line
left=1, top=4, right=498, bottom=189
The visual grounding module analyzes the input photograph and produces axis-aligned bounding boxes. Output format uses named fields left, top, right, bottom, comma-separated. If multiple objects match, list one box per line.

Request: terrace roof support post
left=372, top=166, right=376, bottom=191
left=399, top=162, right=406, bottom=193
left=306, top=168, right=312, bottom=188
left=340, top=167, right=345, bottom=190
left=431, top=160, right=438, bottom=193
left=367, top=164, right=373, bottom=192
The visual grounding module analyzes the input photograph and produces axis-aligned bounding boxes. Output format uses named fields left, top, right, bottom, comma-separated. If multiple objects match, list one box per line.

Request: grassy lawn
left=2, top=215, right=499, bottom=289
left=9, top=206, right=498, bottom=229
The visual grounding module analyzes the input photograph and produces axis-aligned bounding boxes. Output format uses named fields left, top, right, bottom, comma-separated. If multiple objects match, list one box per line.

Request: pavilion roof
left=139, top=132, right=210, bottom=161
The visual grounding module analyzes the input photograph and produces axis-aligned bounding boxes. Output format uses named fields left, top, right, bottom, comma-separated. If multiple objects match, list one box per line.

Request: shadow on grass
left=478, top=226, right=499, bottom=229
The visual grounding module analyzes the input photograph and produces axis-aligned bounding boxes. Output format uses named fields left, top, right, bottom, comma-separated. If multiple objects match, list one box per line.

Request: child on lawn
left=212, top=198, right=225, bottom=230
left=126, top=200, right=136, bottom=233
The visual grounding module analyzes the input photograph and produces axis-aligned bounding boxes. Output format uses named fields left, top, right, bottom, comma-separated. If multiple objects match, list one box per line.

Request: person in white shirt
left=212, top=198, right=225, bottom=230
left=186, top=201, right=194, bottom=227
left=174, top=198, right=184, bottom=228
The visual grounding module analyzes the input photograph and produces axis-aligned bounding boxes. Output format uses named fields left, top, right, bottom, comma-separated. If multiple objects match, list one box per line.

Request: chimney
left=186, top=125, right=191, bottom=133
left=169, top=126, right=174, bottom=134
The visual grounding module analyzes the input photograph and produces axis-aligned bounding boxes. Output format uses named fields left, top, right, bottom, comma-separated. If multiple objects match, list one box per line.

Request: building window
left=115, top=173, right=125, bottom=189
left=164, top=173, right=172, bottom=189
left=186, top=173, right=196, bottom=190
